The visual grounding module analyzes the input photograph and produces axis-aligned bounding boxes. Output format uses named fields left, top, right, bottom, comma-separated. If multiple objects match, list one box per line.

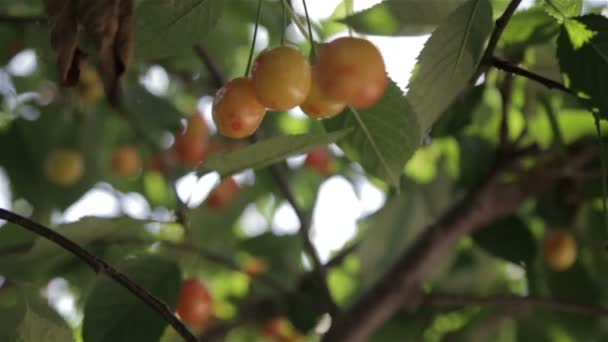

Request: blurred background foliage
left=0, top=0, right=608, bottom=341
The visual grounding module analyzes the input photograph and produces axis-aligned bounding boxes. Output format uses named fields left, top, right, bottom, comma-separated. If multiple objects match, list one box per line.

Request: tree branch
left=321, top=144, right=596, bottom=342
left=193, top=44, right=226, bottom=89
left=474, top=0, right=523, bottom=81
left=492, top=56, right=573, bottom=94
left=0, top=208, right=197, bottom=342
left=425, top=292, right=608, bottom=318
left=0, top=14, right=45, bottom=24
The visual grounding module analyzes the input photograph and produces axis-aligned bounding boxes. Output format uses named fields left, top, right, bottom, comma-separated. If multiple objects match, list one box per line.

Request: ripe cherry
left=111, top=145, right=141, bottom=177
left=242, top=257, right=269, bottom=278
left=148, top=149, right=178, bottom=176
left=304, top=148, right=332, bottom=176
left=317, top=37, right=387, bottom=109
left=176, top=278, right=213, bottom=327
left=174, top=135, right=209, bottom=167
left=206, top=177, right=240, bottom=210
left=251, top=46, right=311, bottom=111
left=182, top=112, right=208, bottom=141
left=543, top=230, right=577, bottom=271
left=213, top=77, right=265, bottom=138
left=300, top=66, right=346, bottom=119
left=45, top=149, right=84, bottom=186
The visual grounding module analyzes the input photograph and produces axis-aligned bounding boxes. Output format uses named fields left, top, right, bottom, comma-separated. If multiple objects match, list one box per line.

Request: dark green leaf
left=500, top=8, right=560, bottom=57
left=557, top=15, right=608, bottom=119
left=123, top=84, right=184, bottom=139
left=83, top=256, right=181, bottom=342
left=324, top=79, right=421, bottom=188
left=239, top=232, right=302, bottom=278
left=407, top=0, right=493, bottom=132
left=431, top=85, right=485, bottom=137
left=203, top=129, right=352, bottom=177
left=341, top=0, right=467, bottom=36
left=0, top=223, right=37, bottom=256
left=472, top=216, right=537, bottom=265
left=135, top=0, right=224, bottom=60
left=457, top=135, right=495, bottom=188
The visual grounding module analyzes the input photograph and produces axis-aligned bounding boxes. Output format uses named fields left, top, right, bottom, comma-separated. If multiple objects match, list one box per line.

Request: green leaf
left=407, top=0, right=493, bottom=132
left=500, top=8, right=560, bottom=56
left=17, top=300, right=75, bottom=342
left=122, top=84, right=184, bottom=140
left=0, top=286, right=26, bottom=341
left=323, top=79, right=421, bottom=188
left=239, top=233, right=302, bottom=277
left=82, top=256, right=181, bottom=342
left=0, top=223, right=37, bottom=256
left=135, top=0, right=224, bottom=60
left=557, top=15, right=608, bottom=118
left=431, top=85, right=485, bottom=137
left=472, top=216, right=537, bottom=265
left=340, top=0, right=467, bottom=36
left=457, top=135, right=496, bottom=188
left=203, top=129, right=352, bottom=177
left=544, top=0, right=582, bottom=22
left=357, top=175, right=452, bottom=288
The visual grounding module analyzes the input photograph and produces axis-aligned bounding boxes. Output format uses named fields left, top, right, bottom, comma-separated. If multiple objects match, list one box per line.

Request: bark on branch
left=0, top=208, right=197, bottom=342
left=321, top=144, right=596, bottom=342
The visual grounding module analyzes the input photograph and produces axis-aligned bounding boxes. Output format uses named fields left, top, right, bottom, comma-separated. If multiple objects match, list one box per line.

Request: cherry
left=213, top=77, right=266, bottom=138
left=45, top=148, right=84, bottom=186
left=543, top=230, right=577, bottom=271
left=174, top=135, right=209, bottom=167
left=316, top=37, right=387, bottom=109
left=148, top=149, right=178, bottom=176
left=111, top=145, right=141, bottom=177
left=251, top=46, right=311, bottom=111
left=206, top=177, right=240, bottom=210
left=77, top=62, right=104, bottom=107
left=300, top=66, right=346, bottom=119
left=304, top=148, right=332, bottom=176
left=176, top=278, right=213, bottom=327
left=182, top=112, right=208, bottom=141
left=242, top=257, right=269, bottom=278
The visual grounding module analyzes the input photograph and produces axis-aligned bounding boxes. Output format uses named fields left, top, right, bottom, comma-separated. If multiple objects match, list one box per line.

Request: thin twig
left=193, top=44, right=226, bottom=89
left=474, top=0, right=523, bottom=80
left=325, top=242, right=359, bottom=269
left=0, top=208, right=197, bottom=342
left=492, top=56, right=573, bottom=94
left=425, top=293, right=608, bottom=318
left=267, top=164, right=339, bottom=316
left=498, top=73, right=514, bottom=155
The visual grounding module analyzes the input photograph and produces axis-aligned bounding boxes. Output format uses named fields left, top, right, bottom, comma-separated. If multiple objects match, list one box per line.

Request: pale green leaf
left=544, top=0, right=583, bottom=22
left=341, top=0, right=467, bottom=36
left=203, top=129, right=352, bottom=177
left=135, top=0, right=224, bottom=60
left=323, top=79, right=421, bottom=188
left=407, top=0, right=493, bottom=132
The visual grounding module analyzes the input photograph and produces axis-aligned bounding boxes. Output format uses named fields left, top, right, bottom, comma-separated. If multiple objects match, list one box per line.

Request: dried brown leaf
left=44, top=0, right=83, bottom=86
left=44, top=0, right=134, bottom=103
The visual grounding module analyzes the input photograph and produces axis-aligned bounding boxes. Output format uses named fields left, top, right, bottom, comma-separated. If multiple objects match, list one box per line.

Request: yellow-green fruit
left=45, top=149, right=84, bottom=186
left=542, top=230, right=577, bottom=271
left=251, top=45, right=311, bottom=111
left=111, top=145, right=141, bottom=177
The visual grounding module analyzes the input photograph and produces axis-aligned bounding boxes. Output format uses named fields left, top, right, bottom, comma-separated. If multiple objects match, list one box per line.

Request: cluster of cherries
left=213, top=36, right=388, bottom=139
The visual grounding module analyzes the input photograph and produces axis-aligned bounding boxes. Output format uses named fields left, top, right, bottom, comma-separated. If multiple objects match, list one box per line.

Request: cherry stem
left=245, top=0, right=263, bottom=77
left=301, top=0, right=316, bottom=58
left=280, top=0, right=286, bottom=45
left=280, top=0, right=308, bottom=38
